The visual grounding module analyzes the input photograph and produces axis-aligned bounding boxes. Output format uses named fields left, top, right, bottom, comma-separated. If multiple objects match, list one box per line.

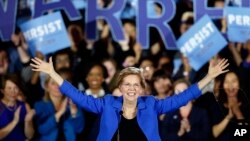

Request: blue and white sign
left=20, top=12, right=70, bottom=56
left=224, top=7, right=250, bottom=43
left=177, top=15, right=227, bottom=71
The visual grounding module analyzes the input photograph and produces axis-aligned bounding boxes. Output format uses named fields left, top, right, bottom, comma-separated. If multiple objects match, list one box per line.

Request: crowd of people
left=1, top=0, right=250, bottom=141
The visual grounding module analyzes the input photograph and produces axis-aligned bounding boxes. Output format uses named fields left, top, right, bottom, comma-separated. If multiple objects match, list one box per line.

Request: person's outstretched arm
left=30, top=57, right=63, bottom=86
left=156, top=58, right=229, bottom=114
left=197, top=58, right=229, bottom=90
left=30, top=57, right=104, bottom=114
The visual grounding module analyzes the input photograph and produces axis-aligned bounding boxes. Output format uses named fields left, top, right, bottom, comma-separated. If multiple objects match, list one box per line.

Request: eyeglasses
left=140, top=66, right=152, bottom=72
left=122, top=83, right=141, bottom=89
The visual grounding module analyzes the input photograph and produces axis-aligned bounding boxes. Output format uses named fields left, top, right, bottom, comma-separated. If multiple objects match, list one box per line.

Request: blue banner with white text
left=20, top=12, right=70, bottom=56
left=224, top=7, right=250, bottom=43
left=177, top=15, right=227, bottom=71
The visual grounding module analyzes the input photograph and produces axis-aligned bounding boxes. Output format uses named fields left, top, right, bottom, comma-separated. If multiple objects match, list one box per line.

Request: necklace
left=1, top=100, right=17, bottom=111
left=6, top=104, right=17, bottom=111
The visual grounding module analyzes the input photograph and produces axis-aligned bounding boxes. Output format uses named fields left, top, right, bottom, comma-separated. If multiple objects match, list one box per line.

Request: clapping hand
left=13, top=106, right=22, bottom=124
left=178, top=118, right=191, bottom=136
left=25, top=104, right=35, bottom=122
left=25, top=110, right=35, bottom=122
left=57, top=98, right=68, bottom=116
left=69, top=99, right=78, bottom=118
left=55, top=98, right=68, bottom=122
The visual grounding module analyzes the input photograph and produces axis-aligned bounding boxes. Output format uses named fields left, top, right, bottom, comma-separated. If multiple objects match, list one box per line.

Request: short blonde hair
left=116, top=67, right=147, bottom=89
left=43, top=75, right=65, bottom=101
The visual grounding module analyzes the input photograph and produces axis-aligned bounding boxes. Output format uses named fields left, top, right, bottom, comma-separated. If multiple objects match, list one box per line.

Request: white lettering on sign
left=23, top=20, right=62, bottom=41
left=228, top=14, right=250, bottom=26
left=180, top=22, right=214, bottom=56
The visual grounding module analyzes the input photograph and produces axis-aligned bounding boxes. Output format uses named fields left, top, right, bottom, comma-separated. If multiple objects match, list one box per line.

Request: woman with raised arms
left=30, top=57, right=229, bottom=141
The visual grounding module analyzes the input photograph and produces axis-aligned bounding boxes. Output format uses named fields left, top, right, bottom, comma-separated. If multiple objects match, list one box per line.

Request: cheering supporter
left=159, top=79, right=210, bottom=141
left=0, top=74, right=35, bottom=141
left=79, top=62, right=109, bottom=141
left=211, top=71, right=250, bottom=141
left=34, top=71, right=84, bottom=141
left=30, top=56, right=229, bottom=141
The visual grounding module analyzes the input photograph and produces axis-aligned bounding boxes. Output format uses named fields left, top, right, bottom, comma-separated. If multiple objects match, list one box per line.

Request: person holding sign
left=30, top=57, right=229, bottom=141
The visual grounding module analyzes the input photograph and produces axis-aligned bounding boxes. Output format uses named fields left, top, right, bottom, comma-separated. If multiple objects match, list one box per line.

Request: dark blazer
left=159, top=106, right=210, bottom=141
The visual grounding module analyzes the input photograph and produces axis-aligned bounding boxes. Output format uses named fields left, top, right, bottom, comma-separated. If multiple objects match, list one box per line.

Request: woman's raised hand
left=31, top=56, right=64, bottom=86
left=198, top=58, right=230, bottom=90
left=30, top=57, right=54, bottom=75
left=208, top=58, right=229, bottom=79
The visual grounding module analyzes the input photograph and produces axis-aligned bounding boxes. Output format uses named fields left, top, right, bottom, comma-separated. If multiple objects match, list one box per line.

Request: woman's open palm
left=208, top=58, right=229, bottom=78
left=30, top=57, right=54, bottom=75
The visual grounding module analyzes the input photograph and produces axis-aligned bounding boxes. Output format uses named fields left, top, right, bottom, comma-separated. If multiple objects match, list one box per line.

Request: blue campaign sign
left=20, top=12, right=70, bottom=56
left=224, top=7, right=250, bottom=43
left=177, top=15, right=227, bottom=71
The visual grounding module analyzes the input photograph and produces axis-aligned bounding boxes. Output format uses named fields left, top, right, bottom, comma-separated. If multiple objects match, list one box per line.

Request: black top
left=78, top=111, right=100, bottom=141
left=112, top=115, right=147, bottom=141
left=56, top=115, right=66, bottom=141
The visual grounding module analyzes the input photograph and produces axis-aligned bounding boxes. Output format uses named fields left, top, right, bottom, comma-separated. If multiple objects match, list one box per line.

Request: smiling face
left=1, top=80, right=19, bottom=103
left=119, top=74, right=144, bottom=102
left=86, top=65, right=104, bottom=90
left=223, top=72, right=239, bottom=97
left=154, top=77, right=172, bottom=95
left=46, top=77, right=62, bottom=98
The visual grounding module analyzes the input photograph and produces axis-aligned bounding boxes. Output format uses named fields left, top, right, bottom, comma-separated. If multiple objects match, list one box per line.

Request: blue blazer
left=59, top=81, right=202, bottom=141
left=34, top=100, right=84, bottom=141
